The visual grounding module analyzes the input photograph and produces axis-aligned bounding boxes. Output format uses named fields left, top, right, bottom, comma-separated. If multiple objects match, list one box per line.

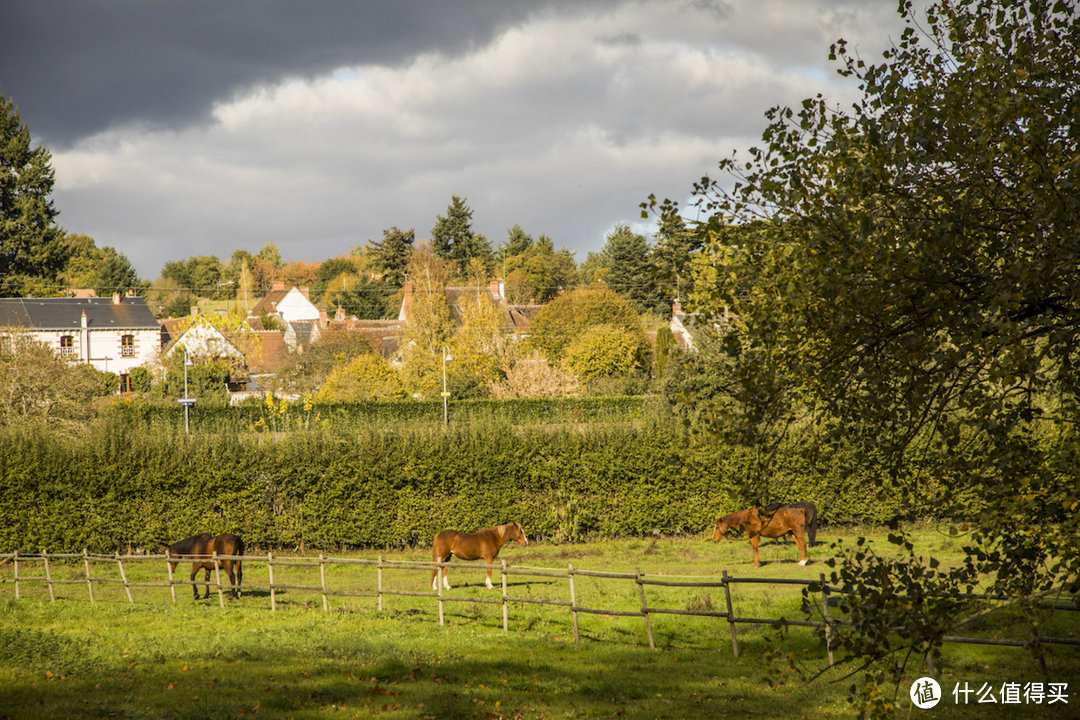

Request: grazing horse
left=431, top=522, right=528, bottom=590
left=763, top=501, right=819, bottom=546
left=712, top=507, right=808, bottom=566
left=165, top=533, right=245, bottom=599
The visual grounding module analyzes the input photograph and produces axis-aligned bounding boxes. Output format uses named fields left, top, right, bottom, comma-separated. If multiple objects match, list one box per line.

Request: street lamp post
left=178, top=348, right=197, bottom=434
left=442, top=346, right=453, bottom=425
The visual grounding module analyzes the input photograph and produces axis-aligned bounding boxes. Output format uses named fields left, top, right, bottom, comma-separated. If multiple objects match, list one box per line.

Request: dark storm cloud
left=0, top=0, right=545, bottom=146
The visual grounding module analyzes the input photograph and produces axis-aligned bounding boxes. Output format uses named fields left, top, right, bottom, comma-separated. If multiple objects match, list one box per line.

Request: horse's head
left=163, top=543, right=179, bottom=570
left=712, top=511, right=745, bottom=541
left=510, top=522, right=529, bottom=546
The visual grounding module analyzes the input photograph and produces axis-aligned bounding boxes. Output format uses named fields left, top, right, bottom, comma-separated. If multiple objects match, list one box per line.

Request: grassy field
left=1, top=525, right=1077, bottom=719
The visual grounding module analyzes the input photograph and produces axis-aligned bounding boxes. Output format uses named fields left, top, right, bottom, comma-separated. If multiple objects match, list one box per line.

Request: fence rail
left=3, top=549, right=1078, bottom=659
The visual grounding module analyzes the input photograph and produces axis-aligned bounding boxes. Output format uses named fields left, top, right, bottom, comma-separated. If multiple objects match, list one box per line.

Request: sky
left=1, top=0, right=917, bottom=279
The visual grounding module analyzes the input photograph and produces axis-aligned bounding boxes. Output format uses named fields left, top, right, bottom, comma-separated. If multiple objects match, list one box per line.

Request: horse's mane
left=720, top=509, right=752, bottom=527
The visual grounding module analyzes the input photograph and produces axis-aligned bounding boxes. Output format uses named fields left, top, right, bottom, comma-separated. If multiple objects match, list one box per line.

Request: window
left=60, top=335, right=75, bottom=356
left=121, top=334, right=135, bottom=357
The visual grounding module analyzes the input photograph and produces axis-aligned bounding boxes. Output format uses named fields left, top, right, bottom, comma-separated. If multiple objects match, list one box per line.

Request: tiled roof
left=0, top=297, right=159, bottom=330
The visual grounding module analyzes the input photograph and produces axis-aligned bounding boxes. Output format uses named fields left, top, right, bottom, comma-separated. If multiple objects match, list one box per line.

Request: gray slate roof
left=0, top=297, right=160, bottom=331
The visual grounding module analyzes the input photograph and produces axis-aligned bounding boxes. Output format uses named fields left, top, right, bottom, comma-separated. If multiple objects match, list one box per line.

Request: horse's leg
left=442, top=557, right=452, bottom=590
left=203, top=567, right=211, bottom=599
left=236, top=561, right=243, bottom=598
left=226, top=562, right=237, bottom=598
left=189, top=566, right=199, bottom=599
left=484, top=557, right=494, bottom=589
left=794, top=528, right=808, bottom=566
left=750, top=535, right=761, bottom=566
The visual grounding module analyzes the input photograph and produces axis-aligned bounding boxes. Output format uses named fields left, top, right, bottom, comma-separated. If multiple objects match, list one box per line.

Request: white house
left=163, top=314, right=246, bottom=362
left=0, top=294, right=162, bottom=377
left=251, top=284, right=321, bottom=324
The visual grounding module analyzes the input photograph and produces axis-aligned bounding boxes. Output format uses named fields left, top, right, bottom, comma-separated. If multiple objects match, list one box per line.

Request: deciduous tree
left=656, top=0, right=1080, bottom=708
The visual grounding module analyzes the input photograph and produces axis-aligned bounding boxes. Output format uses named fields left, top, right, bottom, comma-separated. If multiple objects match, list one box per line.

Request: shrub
left=317, top=354, right=405, bottom=401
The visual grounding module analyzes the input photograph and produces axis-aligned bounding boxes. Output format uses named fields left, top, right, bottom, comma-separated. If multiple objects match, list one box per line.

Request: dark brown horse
left=763, top=501, right=819, bottom=546
left=431, top=522, right=528, bottom=590
left=165, top=533, right=244, bottom=599
left=713, top=507, right=808, bottom=566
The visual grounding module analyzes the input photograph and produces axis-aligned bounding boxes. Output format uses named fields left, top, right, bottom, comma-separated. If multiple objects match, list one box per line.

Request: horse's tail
left=235, top=536, right=245, bottom=587
left=806, top=504, right=818, bottom=546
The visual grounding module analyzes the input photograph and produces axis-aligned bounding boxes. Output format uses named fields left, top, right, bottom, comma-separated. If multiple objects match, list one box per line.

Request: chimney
left=81, top=311, right=89, bottom=362
left=319, top=309, right=328, bottom=328
left=112, top=292, right=122, bottom=305
left=672, top=299, right=683, bottom=316
left=272, top=281, right=286, bottom=291
left=489, top=280, right=500, bottom=299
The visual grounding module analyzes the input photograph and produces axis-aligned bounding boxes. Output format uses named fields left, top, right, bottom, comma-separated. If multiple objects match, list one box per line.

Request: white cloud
left=51, top=0, right=908, bottom=275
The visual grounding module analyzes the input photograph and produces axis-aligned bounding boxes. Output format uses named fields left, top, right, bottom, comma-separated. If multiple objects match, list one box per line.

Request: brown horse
left=712, top=507, right=808, bottom=566
left=431, top=522, right=528, bottom=590
left=763, top=501, right=819, bottom=546
left=165, top=533, right=245, bottom=599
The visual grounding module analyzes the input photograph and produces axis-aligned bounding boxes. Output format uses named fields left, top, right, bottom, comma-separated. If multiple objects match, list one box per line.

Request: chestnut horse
left=431, top=522, right=528, bottom=590
left=712, top=507, right=808, bottom=566
left=165, top=533, right=244, bottom=599
left=763, top=501, right=818, bottom=546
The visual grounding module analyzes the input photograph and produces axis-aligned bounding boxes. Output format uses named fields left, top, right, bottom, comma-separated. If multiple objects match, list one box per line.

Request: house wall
left=18, top=328, right=160, bottom=375
left=276, top=289, right=321, bottom=324
left=166, top=323, right=244, bottom=361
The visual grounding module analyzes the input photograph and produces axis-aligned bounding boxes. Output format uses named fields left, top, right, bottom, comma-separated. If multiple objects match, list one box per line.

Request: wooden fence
left=2, top=550, right=1078, bottom=659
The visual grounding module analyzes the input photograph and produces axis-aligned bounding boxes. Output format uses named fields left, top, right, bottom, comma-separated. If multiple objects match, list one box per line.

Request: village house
left=0, top=294, right=162, bottom=384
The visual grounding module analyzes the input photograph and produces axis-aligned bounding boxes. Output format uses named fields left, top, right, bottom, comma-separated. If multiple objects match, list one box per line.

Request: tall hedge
left=0, top=420, right=974, bottom=553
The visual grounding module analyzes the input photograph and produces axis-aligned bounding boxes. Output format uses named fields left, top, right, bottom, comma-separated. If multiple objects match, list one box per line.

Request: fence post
left=568, top=563, right=579, bottom=643
left=267, top=551, right=277, bottom=611
left=166, top=554, right=176, bottom=604
left=377, top=555, right=384, bottom=613
left=319, top=553, right=328, bottom=612
left=212, top=551, right=224, bottom=608
left=637, top=568, right=655, bottom=651
left=13, top=551, right=19, bottom=600
left=437, top=562, right=445, bottom=627
left=42, top=549, right=55, bottom=603
left=723, top=570, right=738, bottom=657
left=117, top=552, right=134, bottom=604
left=820, top=572, right=834, bottom=666
left=83, top=549, right=96, bottom=603
left=501, top=559, right=509, bottom=633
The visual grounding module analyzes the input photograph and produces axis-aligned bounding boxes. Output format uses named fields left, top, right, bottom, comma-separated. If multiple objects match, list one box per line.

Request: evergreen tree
left=497, top=224, right=533, bottom=263
left=599, top=225, right=665, bottom=313
left=651, top=211, right=701, bottom=303
left=431, top=195, right=493, bottom=276
left=0, top=95, right=65, bottom=296
left=368, top=226, right=414, bottom=285
left=91, top=247, right=143, bottom=297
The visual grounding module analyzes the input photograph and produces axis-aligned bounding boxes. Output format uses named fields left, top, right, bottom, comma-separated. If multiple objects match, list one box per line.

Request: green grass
left=1, top=526, right=1077, bottom=719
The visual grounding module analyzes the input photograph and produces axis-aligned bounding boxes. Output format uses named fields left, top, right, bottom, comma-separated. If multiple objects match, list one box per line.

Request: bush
left=0, top=417, right=976, bottom=552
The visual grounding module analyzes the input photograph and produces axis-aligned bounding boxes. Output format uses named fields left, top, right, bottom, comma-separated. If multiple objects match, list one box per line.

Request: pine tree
left=431, top=195, right=493, bottom=276
left=0, top=95, right=65, bottom=296
left=368, top=226, right=414, bottom=285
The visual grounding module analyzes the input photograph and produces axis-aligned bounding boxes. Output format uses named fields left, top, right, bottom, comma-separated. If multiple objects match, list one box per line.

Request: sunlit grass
left=1, top=525, right=1076, bottom=718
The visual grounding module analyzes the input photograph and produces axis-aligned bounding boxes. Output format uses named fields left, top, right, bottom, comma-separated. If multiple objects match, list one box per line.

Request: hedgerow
left=0, top=415, right=979, bottom=553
